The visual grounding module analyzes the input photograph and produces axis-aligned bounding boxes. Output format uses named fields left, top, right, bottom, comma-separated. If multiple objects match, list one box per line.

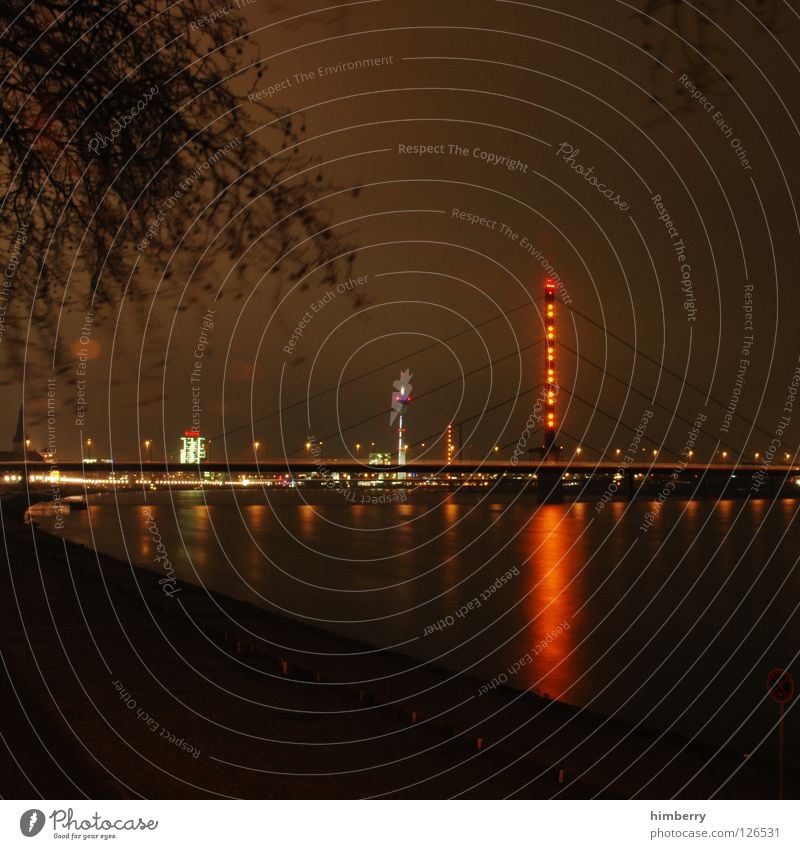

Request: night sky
left=8, top=0, right=800, bottom=464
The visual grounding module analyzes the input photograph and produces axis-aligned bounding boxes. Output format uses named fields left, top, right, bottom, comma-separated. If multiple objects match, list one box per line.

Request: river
left=33, top=488, right=800, bottom=765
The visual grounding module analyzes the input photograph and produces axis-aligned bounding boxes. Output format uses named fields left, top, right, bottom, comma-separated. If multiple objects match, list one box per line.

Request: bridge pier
left=537, top=468, right=563, bottom=504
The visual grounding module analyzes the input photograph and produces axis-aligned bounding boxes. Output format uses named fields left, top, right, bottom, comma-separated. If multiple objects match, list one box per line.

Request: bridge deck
left=1, top=460, right=796, bottom=474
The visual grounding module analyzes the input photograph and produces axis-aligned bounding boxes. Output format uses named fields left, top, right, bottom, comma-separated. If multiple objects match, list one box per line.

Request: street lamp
left=355, top=442, right=361, bottom=457
left=615, top=448, right=621, bottom=458
left=305, top=441, right=311, bottom=456
left=576, top=446, right=582, bottom=458
left=754, top=452, right=760, bottom=462
left=86, top=437, right=92, bottom=459
left=493, top=445, right=499, bottom=455
left=253, top=441, right=260, bottom=461
left=144, top=439, right=152, bottom=461
left=722, top=451, right=728, bottom=461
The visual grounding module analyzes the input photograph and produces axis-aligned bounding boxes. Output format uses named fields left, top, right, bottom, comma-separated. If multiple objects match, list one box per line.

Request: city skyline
left=1, top=0, right=797, bottom=814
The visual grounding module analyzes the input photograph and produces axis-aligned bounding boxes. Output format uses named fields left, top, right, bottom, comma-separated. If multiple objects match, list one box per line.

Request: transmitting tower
left=390, top=369, right=412, bottom=465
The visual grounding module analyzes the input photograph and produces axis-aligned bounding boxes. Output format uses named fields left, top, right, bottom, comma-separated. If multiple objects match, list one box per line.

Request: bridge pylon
left=540, top=277, right=562, bottom=462
left=537, top=278, right=563, bottom=501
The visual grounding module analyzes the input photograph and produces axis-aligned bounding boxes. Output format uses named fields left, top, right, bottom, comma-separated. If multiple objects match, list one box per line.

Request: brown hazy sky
left=8, top=0, right=800, bottom=463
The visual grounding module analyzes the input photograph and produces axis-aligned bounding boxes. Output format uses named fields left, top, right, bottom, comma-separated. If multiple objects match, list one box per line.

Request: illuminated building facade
left=368, top=452, right=392, bottom=466
left=180, top=430, right=207, bottom=464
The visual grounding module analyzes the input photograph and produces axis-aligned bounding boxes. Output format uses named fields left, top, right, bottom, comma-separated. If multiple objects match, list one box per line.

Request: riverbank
left=1, top=504, right=795, bottom=799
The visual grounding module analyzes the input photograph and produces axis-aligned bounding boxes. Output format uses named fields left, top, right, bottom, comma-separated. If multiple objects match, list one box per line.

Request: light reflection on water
left=35, top=489, right=800, bottom=762
left=523, top=504, right=581, bottom=699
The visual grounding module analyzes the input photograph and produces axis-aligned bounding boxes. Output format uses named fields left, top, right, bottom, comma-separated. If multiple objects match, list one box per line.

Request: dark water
left=34, top=489, right=800, bottom=763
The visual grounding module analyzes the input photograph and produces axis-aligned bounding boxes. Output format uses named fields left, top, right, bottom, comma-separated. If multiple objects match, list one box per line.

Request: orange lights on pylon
left=446, top=422, right=455, bottom=464
left=544, top=278, right=557, bottom=454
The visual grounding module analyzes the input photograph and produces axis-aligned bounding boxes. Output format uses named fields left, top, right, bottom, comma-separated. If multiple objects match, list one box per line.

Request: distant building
left=180, top=430, right=206, bottom=464
left=0, top=449, right=42, bottom=461
left=368, top=452, right=392, bottom=466
left=12, top=405, right=24, bottom=452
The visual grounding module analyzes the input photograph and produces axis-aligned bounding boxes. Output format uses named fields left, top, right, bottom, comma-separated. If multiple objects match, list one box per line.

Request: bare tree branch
left=635, top=0, right=782, bottom=111
left=0, top=0, right=353, bottom=361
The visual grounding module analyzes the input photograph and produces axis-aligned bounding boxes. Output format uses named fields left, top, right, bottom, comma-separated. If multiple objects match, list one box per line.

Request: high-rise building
left=180, top=430, right=206, bottom=464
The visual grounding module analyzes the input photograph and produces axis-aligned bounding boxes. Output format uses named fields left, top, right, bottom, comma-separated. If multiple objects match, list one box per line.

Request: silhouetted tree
left=0, top=0, right=349, bottom=350
left=637, top=0, right=782, bottom=109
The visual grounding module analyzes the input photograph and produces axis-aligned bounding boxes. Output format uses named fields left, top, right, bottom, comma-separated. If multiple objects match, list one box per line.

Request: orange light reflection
left=522, top=504, right=582, bottom=700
